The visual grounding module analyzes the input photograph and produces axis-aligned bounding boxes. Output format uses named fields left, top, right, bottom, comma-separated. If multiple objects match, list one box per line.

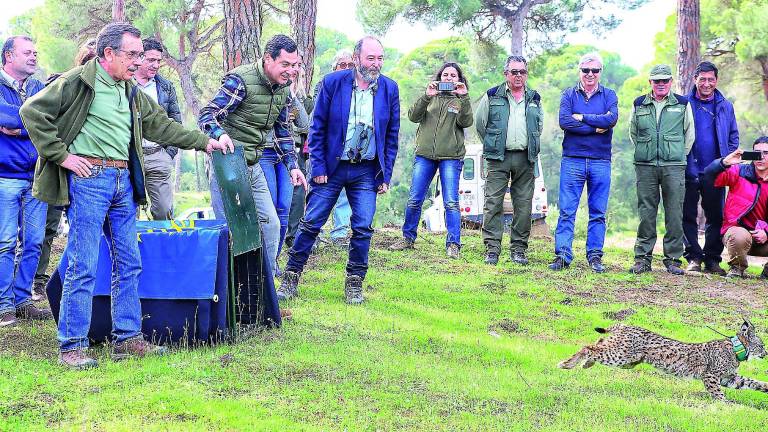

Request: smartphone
left=437, top=82, right=456, bottom=92
left=742, top=151, right=762, bottom=161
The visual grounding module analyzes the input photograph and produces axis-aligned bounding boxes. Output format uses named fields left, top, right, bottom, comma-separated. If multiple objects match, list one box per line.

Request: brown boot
left=59, top=349, right=98, bottom=370
left=16, top=303, right=53, bottom=320
left=0, top=311, right=17, bottom=327
left=112, top=337, right=168, bottom=361
left=389, top=238, right=415, bottom=251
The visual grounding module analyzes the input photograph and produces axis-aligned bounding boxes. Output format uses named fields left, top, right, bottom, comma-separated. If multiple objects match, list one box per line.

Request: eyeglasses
left=581, top=68, right=602, bottom=74
left=505, top=69, right=528, bottom=76
left=652, top=78, right=671, bottom=84
left=116, top=49, right=145, bottom=61
left=335, top=62, right=354, bottom=70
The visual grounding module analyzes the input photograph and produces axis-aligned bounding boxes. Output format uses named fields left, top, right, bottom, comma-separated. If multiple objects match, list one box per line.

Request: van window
left=482, top=159, right=487, bottom=179
left=463, top=158, right=474, bottom=180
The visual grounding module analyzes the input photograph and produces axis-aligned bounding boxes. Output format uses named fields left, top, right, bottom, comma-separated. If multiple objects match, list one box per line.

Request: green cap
left=649, top=64, right=673, bottom=80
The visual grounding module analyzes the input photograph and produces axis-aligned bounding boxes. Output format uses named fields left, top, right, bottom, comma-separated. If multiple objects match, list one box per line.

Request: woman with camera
left=389, top=62, right=473, bottom=258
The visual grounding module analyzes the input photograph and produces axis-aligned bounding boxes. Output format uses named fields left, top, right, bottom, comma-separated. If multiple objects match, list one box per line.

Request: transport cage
left=46, top=220, right=282, bottom=346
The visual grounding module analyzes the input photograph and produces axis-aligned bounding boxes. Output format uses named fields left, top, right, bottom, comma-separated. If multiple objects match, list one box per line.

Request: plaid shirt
left=198, top=74, right=297, bottom=169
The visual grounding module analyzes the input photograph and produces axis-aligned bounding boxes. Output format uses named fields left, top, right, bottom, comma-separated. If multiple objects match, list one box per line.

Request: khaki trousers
left=723, top=226, right=768, bottom=271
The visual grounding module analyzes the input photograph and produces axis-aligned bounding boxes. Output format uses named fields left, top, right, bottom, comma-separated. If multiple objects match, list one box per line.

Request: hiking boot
left=484, top=252, right=499, bottom=266
left=31, top=280, right=47, bottom=302
left=726, top=267, right=745, bottom=279
left=629, top=261, right=651, bottom=274
left=685, top=259, right=702, bottom=273
left=0, top=311, right=17, bottom=328
left=665, top=262, right=685, bottom=276
left=389, top=238, right=415, bottom=251
left=59, top=349, right=98, bottom=370
left=277, top=271, right=300, bottom=301
left=703, top=262, right=727, bottom=276
left=511, top=251, right=529, bottom=266
left=446, top=243, right=460, bottom=259
left=589, top=256, right=606, bottom=273
left=16, top=303, right=53, bottom=320
left=112, top=337, right=167, bottom=361
left=344, top=275, right=364, bottom=305
left=761, top=265, right=768, bottom=280
left=548, top=256, right=569, bottom=271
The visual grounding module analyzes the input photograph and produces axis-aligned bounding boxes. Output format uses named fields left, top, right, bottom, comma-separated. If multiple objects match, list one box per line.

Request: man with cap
left=628, top=64, right=695, bottom=275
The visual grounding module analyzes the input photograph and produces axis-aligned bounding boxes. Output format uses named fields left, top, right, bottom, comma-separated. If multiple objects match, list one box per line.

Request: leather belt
left=142, top=146, right=163, bottom=156
left=82, top=157, right=128, bottom=169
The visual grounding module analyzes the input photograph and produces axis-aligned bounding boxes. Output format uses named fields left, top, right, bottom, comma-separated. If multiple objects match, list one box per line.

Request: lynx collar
left=730, top=335, right=749, bottom=362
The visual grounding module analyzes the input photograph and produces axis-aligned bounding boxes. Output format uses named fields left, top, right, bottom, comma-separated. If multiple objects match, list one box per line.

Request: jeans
left=287, top=160, right=377, bottom=278
left=330, top=190, right=352, bottom=240
left=554, top=157, right=611, bottom=263
left=59, top=168, right=142, bottom=352
left=402, top=156, right=463, bottom=246
left=209, top=162, right=280, bottom=275
left=0, top=178, right=47, bottom=315
left=286, top=151, right=308, bottom=245
left=259, top=148, right=294, bottom=257
left=682, top=177, right=725, bottom=265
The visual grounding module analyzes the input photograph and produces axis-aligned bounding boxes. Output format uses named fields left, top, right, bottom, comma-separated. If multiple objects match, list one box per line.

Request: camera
left=437, top=82, right=456, bottom=92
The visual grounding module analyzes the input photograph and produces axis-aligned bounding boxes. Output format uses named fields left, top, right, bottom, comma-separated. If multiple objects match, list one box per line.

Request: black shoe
left=703, top=262, right=727, bottom=276
left=628, top=261, right=651, bottom=274
left=761, top=266, right=768, bottom=280
left=588, top=257, right=606, bottom=273
left=484, top=252, right=499, bottom=266
left=277, top=271, right=300, bottom=301
left=548, top=256, right=569, bottom=271
left=344, top=275, right=364, bottom=304
left=511, top=251, right=529, bottom=266
left=665, top=263, right=685, bottom=275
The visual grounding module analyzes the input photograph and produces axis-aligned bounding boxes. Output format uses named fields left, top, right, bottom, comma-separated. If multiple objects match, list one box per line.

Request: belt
left=142, top=146, right=164, bottom=156
left=82, top=157, right=128, bottom=168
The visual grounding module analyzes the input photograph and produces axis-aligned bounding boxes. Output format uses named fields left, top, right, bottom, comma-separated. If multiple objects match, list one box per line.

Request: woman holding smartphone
left=390, top=62, right=473, bottom=258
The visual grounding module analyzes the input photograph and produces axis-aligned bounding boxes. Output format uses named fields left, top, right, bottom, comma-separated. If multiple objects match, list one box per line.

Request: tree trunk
left=757, top=56, right=768, bottom=104
left=289, top=0, right=318, bottom=94
left=112, top=0, right=125, bottom=22
left=222, top=0, right=263, bottom=71
left=174, top=153, right=183, bottom=192
left=176, top=62, right=201, bottom=117
left=508, top=12, right=525, bottom=56
left=676, top=0, right=700, bottom=94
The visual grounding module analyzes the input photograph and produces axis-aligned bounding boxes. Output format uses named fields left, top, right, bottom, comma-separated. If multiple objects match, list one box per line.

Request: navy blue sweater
left=0, top=74, right=44, bottom=180
left=558, top=84, right=619, bottom=160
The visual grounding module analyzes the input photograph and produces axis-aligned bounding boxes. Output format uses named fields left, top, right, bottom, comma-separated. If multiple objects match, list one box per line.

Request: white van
left=423, top=144, right=548, bottom=232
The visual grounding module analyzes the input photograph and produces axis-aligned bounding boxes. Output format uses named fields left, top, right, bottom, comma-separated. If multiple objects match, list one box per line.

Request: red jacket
left=704, top=159, right=768, bottom=235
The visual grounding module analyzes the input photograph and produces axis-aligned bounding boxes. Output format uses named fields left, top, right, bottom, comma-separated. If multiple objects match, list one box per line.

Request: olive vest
left=632, top=93, right=689, bottom=166
left=482, top=84, right=542, bottom=164
left=220, top=62, right=290, bottom=165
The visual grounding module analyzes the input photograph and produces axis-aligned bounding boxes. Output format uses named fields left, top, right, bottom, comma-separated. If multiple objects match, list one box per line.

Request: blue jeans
left=554, top=156, right=611, bottom=263
left=59, top=168, right=142, bottom=352
left=402, top=156, right=463, bottom=246
left=287, top=160, right=377, bottom=278
left=259, top=148, right=294, bottom=257
left=0, top=178, right=47, bottom=315
left=330, top=190, right=352, bottom=240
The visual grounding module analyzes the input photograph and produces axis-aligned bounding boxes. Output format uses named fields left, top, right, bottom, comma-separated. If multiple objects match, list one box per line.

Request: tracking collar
left=730, top=335, right=749, bottom=362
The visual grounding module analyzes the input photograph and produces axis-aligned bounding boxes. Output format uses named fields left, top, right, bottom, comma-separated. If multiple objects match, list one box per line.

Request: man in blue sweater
left=683, top=61, right=739, bottom=276
left=0, top=36, right=52, bottom=327
left=549, top=52, right=618, bottom=273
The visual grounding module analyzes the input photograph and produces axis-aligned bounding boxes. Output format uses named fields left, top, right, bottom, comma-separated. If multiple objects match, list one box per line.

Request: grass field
left=2, top=229, right=768, bottom=431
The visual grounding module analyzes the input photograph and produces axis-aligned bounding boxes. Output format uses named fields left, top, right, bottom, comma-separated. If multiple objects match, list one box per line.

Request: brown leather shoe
left=703, top=262, right=727, bottom=276
left=59, top=349, right=98, bottom=370
left=16, top=303, right=53, bottom=320
left=0, top=311, right=17, bottom=327
left=32, top=280, right=48, bottom=302
left=112, top=337, right=168, bottom=361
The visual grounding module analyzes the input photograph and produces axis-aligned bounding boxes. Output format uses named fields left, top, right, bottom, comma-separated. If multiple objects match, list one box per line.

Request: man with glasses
left=0, top=35, right=52, bottom=327
left=474, top=55, right=543, bottom=266
left=549, top=52, right=618, bottom=273
left=628, top=64, right=695, bottom=275
left=21, top=22, right=232, bottom=368
left=704, top=138, right=768, bottom=278
left=279, top=36, right=400, bottom=304
left=683, top=61, right=739, bottom=276
left=134, top=38, right=182, bottom=220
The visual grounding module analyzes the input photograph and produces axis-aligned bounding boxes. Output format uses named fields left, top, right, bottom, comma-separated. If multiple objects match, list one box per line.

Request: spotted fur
left=558, top=320, right=767, bottom=400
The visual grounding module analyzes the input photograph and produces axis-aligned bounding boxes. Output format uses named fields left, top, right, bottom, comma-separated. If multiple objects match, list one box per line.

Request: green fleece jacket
left=20, top=59, right=209, bottom=206
left=408, top=93, right=473, bottom=160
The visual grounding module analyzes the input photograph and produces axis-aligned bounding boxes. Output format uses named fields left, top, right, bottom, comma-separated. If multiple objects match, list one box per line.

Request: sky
left=2, top=0, right=675, bottom=71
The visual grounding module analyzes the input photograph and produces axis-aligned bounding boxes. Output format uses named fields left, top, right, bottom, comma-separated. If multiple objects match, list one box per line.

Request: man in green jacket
left=628, top=64, right=695, bottom=275
left=474, top=55, right=543, bottom=266
left=20, top=23, right=231, bottom=369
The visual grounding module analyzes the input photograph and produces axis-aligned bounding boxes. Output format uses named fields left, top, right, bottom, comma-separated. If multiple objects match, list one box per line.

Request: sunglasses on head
left=505, top=69, right=527, bottom=76
left=652, top=78, right=671, bottom=84
left=581, top=68, right=601, bottom=74
left=335, top=61, right=354, bottom=69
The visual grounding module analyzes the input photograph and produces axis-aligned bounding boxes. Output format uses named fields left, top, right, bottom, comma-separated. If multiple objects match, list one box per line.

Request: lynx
left=558, top=320, right=767, bottom=400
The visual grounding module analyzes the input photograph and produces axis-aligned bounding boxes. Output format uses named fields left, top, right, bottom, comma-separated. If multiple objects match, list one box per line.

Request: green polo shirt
left=474, top=86, right=529, bottom=151
left=69, top=64, right=131, bottom=160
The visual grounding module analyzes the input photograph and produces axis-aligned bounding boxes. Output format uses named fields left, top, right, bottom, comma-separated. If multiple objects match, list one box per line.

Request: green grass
left=2, top=230, right=768, bottom=431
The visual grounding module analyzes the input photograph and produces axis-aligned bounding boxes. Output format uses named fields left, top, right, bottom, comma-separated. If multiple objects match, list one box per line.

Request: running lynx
left=558, top=321, right=767, bottom=400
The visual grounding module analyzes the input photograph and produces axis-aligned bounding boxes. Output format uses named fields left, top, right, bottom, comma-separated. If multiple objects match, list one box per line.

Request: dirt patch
left=603, top=308, right=636, bottom=321
left=480, top=281, right=507, bottom=295
left=489, top=318, right=521, bottom=334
